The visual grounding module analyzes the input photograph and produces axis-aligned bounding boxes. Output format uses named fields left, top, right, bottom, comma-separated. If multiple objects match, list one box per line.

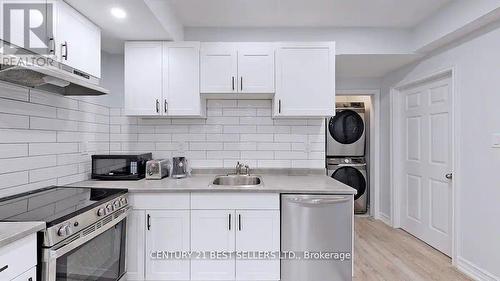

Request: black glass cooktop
left=0, top=186, right=126, bottom=227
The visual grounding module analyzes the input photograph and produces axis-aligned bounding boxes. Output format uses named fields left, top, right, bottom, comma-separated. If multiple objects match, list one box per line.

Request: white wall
left=381, top=22, right=500, bottom=279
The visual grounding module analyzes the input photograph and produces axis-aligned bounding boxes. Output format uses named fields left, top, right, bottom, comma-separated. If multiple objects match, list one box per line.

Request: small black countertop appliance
left=91, top=153, right=152, bottom=180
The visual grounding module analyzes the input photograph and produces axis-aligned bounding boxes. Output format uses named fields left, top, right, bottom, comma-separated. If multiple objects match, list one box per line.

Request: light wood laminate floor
left=354, top=217, right=471, bottom=281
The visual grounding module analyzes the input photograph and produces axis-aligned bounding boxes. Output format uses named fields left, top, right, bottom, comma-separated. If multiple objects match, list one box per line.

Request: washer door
left=332, top=166, right=366, bottom=200
left=329, top=110, right=364, bottom=144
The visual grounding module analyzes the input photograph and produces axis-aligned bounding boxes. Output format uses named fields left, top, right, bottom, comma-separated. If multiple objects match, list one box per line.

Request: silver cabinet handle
left=155, top=99, right=160, bottom=113
left=164, top=100, right=168, bottom=114
left=240, top=77, right=243, bottom=91
left=228, top=214, right=232, bottom=231
left=61, top=41, right=68, bottom=60
left=48, top=37, right=55, bottom=54
left=232, top=76, right=235, bottom=91
left=288, top=196, right=351, bottom=205
left=278, top=100, right=282, bottom=114
left=445, top=173, right=453, bottom=180
left=0, top=265, right=8, bottom=273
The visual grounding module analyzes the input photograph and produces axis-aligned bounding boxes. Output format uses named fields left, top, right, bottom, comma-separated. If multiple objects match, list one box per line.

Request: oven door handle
left=45, top=207, right=129, bottom=259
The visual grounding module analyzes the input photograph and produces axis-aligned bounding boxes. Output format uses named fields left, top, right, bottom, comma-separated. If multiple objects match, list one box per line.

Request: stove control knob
left=106, top=204, right=113, bottom=212
left=114, top=200, right=121, bottom=209
left=97, top=208, right=106, bottom=217
left=57, top=225, right=68, bottom=237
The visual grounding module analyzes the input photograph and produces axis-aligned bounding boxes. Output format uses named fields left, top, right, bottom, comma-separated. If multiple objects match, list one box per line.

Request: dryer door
left=331, top=166, right=366, bottom=200
left=328, top=110, right=365, bottom=144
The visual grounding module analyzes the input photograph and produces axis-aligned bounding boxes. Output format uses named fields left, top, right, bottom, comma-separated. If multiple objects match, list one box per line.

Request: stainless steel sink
left=211, top=175, right=263, bottom=188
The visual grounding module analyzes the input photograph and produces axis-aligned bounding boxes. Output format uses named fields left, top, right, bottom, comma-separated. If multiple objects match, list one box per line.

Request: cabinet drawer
left=11, top=266, right=36, bottom=281
left=191, top=193, right=279, bottom=210
left=129, top=193, right=190, bottom=209
left=0, top=234, right=36, bottom=281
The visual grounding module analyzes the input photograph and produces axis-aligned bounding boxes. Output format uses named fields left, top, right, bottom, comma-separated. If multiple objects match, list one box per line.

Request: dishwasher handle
left=284, top=195, right=351, bottom=205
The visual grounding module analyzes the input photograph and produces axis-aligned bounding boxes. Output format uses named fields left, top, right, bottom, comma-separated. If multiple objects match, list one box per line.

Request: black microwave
left=91, top=153, right=152, bottom=180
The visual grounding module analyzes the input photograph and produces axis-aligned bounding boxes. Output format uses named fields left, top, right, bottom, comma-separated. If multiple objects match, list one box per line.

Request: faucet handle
left=244, top=165, right=250, bottom=175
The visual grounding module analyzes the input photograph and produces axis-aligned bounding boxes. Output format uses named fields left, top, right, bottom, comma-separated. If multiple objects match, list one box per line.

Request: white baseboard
left=376, top=212, right=392, bottom=227
left=456, top=256, right=499, bottom=281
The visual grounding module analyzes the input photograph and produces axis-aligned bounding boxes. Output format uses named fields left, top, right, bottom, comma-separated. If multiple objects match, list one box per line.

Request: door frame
left=336, top=90, right=381, bottom=220
left=390, top=67, right=460, bottom=263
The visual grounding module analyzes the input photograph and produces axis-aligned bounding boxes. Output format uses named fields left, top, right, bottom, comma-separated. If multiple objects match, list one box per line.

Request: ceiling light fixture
left=111, top=7, right=127, bottom=19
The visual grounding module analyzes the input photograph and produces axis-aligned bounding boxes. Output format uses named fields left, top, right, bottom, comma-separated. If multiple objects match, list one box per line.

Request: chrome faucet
left=235, top=162, right=250, bottom=175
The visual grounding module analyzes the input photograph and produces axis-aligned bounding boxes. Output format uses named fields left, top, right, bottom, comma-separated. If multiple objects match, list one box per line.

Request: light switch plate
left=491, top=133, right=500, bottom=148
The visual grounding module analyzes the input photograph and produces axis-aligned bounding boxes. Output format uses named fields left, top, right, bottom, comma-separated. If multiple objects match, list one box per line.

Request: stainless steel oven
left=42, top=207, right=128, bottom=281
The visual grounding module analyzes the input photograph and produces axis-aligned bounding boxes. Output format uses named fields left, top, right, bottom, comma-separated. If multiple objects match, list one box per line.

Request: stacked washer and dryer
left=327, top=102, right=368, bottom=214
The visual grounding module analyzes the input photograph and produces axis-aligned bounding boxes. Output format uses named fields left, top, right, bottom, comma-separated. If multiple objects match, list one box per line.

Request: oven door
left=42, top=209, right=128, bottom=281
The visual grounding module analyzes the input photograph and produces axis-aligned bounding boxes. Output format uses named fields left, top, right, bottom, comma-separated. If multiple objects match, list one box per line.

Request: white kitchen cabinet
left=163, top=42, right=201, bottom=116
left=274, top=42, right=335, bottom=117
left=200, top=43, right=275, bottom=94
left=200, top=45, right=238, bottom=93
left=126, top=209, right=145, bottom=281
left=145, top=210, right=190, bottom=281
left=124, top=41, right=163, bottom=116
left=54, top=0, right=101, bottom=78
left=0, top=234, right=37, bottom=281
left=237, top=47, right=275, bottom=93
left=124, top=41, right=202, bottom=117
left=191, top=210, right=236, bottom=280
left=235, top=210, right=280, bottom=280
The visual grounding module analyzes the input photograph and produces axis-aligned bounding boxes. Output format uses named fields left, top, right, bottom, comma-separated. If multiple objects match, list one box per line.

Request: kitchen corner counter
left=0, top=222, right=45, bottom=248
left=65, top=174, right=357, bottom=195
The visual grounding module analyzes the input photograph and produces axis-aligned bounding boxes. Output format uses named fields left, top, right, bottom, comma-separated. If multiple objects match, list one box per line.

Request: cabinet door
left=145, top=210, right=190, bottom=280
left=237, top=47, right=275, bottom=93
left=126, top=210, right=145, bottom=281
left=124, top=42, right=163, bottom=116
left=163, top=42, right=201, bottom=116
left=191, top=210, right=235, bottom=280
left=275, top=42, right=335, bottom=117
left=55, top=0, right=101, bottom=77
left=200, top=45, right=237, bottom=93
left=235, top=210, right=280, bottom=280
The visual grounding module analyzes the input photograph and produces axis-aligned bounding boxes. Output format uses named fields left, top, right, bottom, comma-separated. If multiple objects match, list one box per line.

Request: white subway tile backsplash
left=190, top=142, right=223, bottom=151
left=207, top=100, right=237, bottom=108
left=274, top=134, right=308, bottom=143
left=207, top=150, right=240, bottom=159
left=241, top=151, right=274, bottom=160
left=223, top=125, right=256, bottom=134
left=0, top=113, right=29, bottom=129
left=206, top=134, right=239, bottom=142
left=258, top=142, right=291, bottom=151
left=275, top=151, right=308, bottom=160
left=0, top=144, right=28, bottom=158
left=29, top=143, right=79, bottom=156
left=224, top=142, right=257, bottom=151
left=0, top=129, right=56, bottom=143
left=240, top=134, right=274, bottom=142
left=0, top=86, right=110, bottom=197
left=238, top=100, right=271, bottom=108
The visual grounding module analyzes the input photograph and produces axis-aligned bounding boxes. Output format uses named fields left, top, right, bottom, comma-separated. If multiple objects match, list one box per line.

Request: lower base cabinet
left=126, top=193, right=280, bottom=281
left=145, top=210, right=190, bottom=280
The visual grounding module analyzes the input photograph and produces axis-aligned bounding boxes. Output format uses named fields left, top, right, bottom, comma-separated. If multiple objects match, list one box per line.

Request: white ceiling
left=65, top=0, right=172, bottom=54
left=169, top=0, right=452, bottom=28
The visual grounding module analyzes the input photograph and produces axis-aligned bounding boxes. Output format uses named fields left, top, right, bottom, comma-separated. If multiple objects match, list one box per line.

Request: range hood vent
left=0, top=42, right=109, bottom=96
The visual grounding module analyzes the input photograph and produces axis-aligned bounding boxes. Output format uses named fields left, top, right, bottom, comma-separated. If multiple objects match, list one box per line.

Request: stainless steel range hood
left=0, top=42, right=109, bottom=96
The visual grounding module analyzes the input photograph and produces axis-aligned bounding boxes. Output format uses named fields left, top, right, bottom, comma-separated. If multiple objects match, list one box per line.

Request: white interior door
left=191, top=210, right=236, bottom=280
left=400, top=76, right=453, bottom=256
left=145, top=210, right=190, bottom=280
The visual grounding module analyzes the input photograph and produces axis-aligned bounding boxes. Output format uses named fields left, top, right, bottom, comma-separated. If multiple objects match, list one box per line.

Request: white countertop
left=0, top=222, right=45, bottom=248
left=66, top=174, right=356, bottom=195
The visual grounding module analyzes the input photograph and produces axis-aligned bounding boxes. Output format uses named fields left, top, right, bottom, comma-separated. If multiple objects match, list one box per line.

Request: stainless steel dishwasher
left=281, top=194, right=353, bottom=281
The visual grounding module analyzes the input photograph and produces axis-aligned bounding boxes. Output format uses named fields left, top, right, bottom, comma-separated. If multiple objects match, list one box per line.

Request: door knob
left=445, top=173, right=453, bottom=180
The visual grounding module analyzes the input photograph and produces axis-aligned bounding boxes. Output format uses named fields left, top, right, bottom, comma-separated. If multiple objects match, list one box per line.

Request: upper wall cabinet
left=124, top=41, right=202, bottom=117
left=200, top=43, right=275, bottom=94
left=54, top=0, right=101, bottom=78
left=274, top=42, right=335, bottom=117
